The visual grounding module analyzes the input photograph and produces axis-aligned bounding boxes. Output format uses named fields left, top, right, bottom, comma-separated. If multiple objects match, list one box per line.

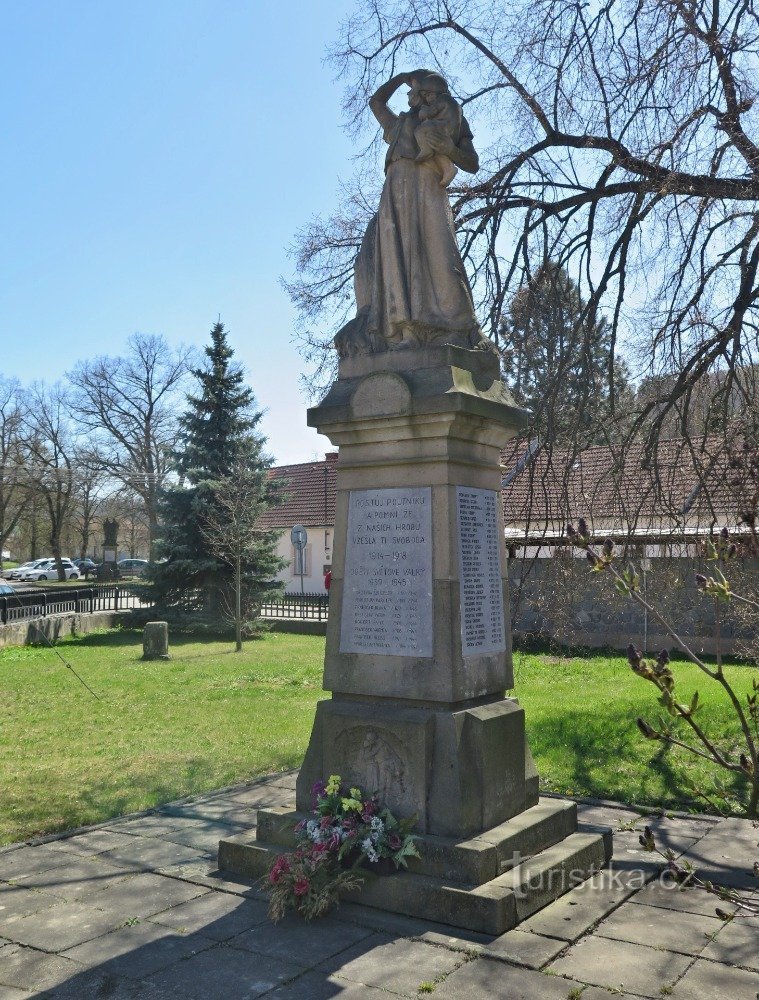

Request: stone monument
left=143, top=621, right=170, bottom=661
left=99, top=518, right=120, bottom=581
left=219, top=68, right=611, bottom=933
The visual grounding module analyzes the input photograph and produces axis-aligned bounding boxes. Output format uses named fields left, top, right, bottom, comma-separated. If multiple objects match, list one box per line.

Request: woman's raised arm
left=368, top=72, right=411, bottom=134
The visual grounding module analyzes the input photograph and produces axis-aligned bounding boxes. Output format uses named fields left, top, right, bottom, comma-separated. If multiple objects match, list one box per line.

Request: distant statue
left=103, top=519, right=119, bottom=547
left=335, top=69, right=491, bottom=359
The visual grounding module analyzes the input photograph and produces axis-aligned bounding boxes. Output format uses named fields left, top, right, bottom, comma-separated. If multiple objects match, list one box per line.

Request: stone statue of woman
left=335, top=69, right=489, bottom=359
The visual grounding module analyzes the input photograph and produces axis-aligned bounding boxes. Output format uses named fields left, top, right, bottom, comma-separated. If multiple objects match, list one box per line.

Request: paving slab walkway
left=0, top=773, right=757, bottom=999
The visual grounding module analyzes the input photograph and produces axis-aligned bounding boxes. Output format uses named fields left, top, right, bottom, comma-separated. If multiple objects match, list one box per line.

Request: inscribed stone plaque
left=340, top=487, right=433, bottom=656
left=456, top=487, right=506, bottom=656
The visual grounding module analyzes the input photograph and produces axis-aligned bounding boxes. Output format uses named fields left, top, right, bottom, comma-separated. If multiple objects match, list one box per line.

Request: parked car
left=117, top=559, right=149, bottom=578
left=0, top=582, right=17, bottom=595
left=73, top=558, right=99, bottom=577
left=6, top=559, right=50, bottom=580
left=23, top=559, right=80, bottom=582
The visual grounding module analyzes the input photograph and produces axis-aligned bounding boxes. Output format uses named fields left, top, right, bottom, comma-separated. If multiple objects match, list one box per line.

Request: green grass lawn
left=0, top=629, right=324, bottom=845
left=512, top=648, right=756, bottom=813
left=0, top=630, right=755, bottom=845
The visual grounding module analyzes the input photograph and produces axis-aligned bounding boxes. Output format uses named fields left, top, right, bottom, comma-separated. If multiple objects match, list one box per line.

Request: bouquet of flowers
left=265, top=774, right=420, bottom=922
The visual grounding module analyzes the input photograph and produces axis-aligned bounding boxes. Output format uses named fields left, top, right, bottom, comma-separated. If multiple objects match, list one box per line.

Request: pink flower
left=268, top=854, right=291, bottom=884
left=294, top=878, right=310, bottom=897
left=361, top=800, right=377, bottom=819
left=328, top=833, right=341, bottom=851
left=342, top=815, right=356, bottom=830
left=320, top=816, right=333, bottom=830
left=388, top=834, right=402, bottom=851
left=312, top=842, right=328, bottom=854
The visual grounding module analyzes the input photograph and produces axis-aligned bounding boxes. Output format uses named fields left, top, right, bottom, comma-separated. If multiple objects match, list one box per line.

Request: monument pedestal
left=219, top=345, right=611, bottom=932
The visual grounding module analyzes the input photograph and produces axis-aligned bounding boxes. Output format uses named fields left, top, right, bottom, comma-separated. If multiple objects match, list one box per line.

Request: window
left=291, top=544, right=311, bottom=577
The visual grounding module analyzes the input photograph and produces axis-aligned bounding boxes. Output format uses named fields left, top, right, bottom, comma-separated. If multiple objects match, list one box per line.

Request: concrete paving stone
left=0, top=848, right=71, bottom=884
left=62, top=922, right=215, bottom=979
left=681, top=820, right=759, bottom=890
left=577, top=807, right=713, bottom=860
left=1, top=899, right=127, bottom=953
left=333, top=901, right=490, bottom=945
left=44, top=830, right=144, bottom=858
left=264, top=969, right=396, bottom=998
left=628, top=875, right=749, bottom=917
left=39, top=969, right=178, bottom=999
left=700, top=914, right=759, bottom=972
left=315, top=933, right=464, bottom=996
left=581, top=990, right=638, bottom=1000
left=0, top=884, right=60, bottom=921
left=105, top=814, right=189, bottom=838
left=144, top=944, right=305, bottom=999
left=483, top=929, right=568, bottom=968
left=96, top=836, right=211, bottom=873
left=148, top=891, right=269, bottom=939
left=0, top=944, right=81, bottom=992
left=222, top=789, right=295, bottom=810
left=670, top=957, right=759, bottom=999
left=158, top=801, right=258, bottom=825
left=595, top=898, right=723, bottom=956
left=432, top=957, right=582, bottom=999
left=13, top=857, right=130, bottom=901
left=251, top=772, right=298, bottom=791
left=231, top=912, right=373, bottom=968
left=0, top=986, right=28, bottom=999
left=549, top=936, right=693, bottom=997
left=153, top=861, right=265, bottom=897
left=153, top=821, right=252, bottom=853
left=518, top=864, right=655, bottom=941
left=85, top=871, right=210, bottom=919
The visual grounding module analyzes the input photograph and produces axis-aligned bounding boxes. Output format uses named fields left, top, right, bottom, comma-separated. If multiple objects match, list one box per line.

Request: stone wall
left=508, top=556, right=758, bottom=656
left=0, top=611, right=134, bottom=648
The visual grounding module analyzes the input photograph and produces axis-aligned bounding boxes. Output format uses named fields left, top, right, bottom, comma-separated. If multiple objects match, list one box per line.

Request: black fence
left=260, top=593, right=330, bottom=621
left=0, top=585, right=155, bottom=626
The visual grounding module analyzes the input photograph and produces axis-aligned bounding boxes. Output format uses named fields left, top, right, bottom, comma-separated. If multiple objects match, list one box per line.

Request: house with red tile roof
left=259, top=452, right=338, bottom=594
left=263, top=438, right=747, bottom=592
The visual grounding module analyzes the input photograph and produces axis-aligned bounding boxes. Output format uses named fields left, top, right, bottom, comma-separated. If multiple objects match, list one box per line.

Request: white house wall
left=274, top=526, right=333, bottom=595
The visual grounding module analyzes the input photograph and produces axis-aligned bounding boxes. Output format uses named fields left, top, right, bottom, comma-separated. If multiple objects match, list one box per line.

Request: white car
left=23, top=558, right=80, bottom=582
left=7, top=559, right=50, bottom=580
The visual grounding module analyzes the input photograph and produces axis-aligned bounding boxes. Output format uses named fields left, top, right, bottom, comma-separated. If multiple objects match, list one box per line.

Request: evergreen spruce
left=151, top=321, right=284, bottom=622
left=501, top=262, right=633, bottom=444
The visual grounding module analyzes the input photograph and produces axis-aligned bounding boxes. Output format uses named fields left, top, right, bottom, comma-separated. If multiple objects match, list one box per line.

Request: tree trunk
left=148, top=500, right=159, bottom=562
left=235, top=556, right=242, bottom=652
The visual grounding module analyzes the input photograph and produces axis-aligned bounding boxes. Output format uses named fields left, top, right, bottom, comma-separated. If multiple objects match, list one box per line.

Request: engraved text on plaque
left=456, top=487, right=506, bottom=656
left=340, top=487, right=433, bottom=656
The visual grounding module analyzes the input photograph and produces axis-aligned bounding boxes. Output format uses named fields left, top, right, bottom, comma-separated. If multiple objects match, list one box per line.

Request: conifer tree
left=501, top=263, right=633, bottom=445
left=151, top=321, right=283, bottom=621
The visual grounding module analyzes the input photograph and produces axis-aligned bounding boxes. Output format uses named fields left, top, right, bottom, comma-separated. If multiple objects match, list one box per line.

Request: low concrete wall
left=509, top=556, right=758, bottom=656
left=0, top=610, right=135, bottom=647
left=262, top=617, right=328, bottom=636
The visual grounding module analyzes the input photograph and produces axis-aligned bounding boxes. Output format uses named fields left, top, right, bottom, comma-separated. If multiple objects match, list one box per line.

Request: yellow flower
left=350, top=787, right=362, bottom=800
left=325, top=775, right=341, bottom=795
left=341, top=797, right=363, bottom=812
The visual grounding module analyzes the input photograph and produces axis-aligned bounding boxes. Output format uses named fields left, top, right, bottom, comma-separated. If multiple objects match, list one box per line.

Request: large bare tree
left=288, top=0, right=759, bottom=453
left=69, top=333, right=192, bottom=560
left=24, top=384, right=76, bottom=580
left=0, top=377, right=27, bottom=570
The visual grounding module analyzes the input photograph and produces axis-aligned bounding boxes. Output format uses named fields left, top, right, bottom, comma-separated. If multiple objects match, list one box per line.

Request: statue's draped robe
left=344, top=109, right=481, bottom=354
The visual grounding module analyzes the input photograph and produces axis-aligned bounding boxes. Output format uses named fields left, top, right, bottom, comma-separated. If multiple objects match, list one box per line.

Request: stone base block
left=217, top=797, right=612, bottom=936
left=296, top=697, right=539, bottom=839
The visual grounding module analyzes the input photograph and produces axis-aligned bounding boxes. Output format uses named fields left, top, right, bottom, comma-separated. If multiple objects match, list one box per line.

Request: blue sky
left=1, top=1, right=364, bottom=464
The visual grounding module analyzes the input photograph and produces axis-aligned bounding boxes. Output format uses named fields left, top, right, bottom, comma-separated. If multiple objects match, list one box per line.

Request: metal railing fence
left=260, top=593, right=330, bottom=621
left=0, top=585, right=155, bottom=626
